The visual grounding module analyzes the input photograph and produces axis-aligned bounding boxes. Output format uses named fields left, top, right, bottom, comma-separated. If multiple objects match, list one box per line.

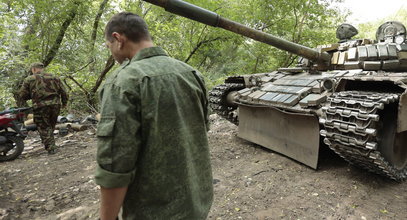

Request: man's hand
left=99, top=186, right=128, bottom=220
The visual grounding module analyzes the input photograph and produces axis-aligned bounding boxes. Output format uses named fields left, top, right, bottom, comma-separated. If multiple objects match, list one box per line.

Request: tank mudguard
left=238, top=105, right=320, bottom=169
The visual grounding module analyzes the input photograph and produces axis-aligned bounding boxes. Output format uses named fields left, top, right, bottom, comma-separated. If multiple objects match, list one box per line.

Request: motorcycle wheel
left=0, top=136, right=24, bottom=162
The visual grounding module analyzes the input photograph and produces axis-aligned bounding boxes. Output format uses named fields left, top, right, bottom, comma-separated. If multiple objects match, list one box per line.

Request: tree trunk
left=90, top=55, right=115, bottom=95
left=86, top=55, right=115, bottom=107
left=43, top=1, right=81, bottom=67
left=89, top=0, right=110, bottom=72
left=184, top=37, right=223, bottom=63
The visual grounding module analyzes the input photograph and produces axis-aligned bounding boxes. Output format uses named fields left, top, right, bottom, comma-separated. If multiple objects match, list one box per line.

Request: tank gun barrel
left=143, top=0, right=331, bottom=63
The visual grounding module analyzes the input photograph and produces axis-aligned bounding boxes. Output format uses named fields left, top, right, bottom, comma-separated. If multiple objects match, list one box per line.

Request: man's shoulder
left=134, top=56, right=197, bottom=74
left=110, top=63, right=145, bottom=90
left=23, top=75, right=36, bottom=82
left=118, top=62, right=146, bottom=80
left=117, top=55, right=199, bottom=82
left=42, top=73, right=59, bottom=79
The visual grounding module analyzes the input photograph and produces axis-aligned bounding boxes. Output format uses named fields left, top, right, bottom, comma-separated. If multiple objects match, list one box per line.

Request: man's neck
left=129, top=40, right=154, bottom=59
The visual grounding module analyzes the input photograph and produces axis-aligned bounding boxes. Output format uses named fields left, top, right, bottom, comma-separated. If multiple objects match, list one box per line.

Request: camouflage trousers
left=33, top=105, right=61, bottom=151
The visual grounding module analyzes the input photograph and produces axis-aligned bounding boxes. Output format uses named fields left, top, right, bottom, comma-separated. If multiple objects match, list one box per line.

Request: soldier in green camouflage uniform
left=95, top=12, right=213, bottom=220
left=19, top=62, right=69, bottom=154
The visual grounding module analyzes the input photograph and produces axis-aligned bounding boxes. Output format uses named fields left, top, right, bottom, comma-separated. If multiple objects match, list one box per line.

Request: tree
left=0, top=0, right=350, bottom=111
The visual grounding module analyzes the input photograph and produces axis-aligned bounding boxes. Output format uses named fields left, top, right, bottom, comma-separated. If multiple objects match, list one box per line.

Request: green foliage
left=3, top=0, right=396, bottom=111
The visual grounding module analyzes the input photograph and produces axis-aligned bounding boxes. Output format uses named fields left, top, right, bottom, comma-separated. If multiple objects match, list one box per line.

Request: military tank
left=142, top=0, right=407, bottom=181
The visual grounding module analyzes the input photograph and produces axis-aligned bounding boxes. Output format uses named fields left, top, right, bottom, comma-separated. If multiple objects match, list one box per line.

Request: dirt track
left=0, top=115, right=406, bottom=219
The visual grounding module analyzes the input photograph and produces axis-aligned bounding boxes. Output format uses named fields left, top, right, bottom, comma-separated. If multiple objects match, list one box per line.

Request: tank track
left=320, top=91, right=407, bottom=181
left=209, top=83, right=245, bottom=125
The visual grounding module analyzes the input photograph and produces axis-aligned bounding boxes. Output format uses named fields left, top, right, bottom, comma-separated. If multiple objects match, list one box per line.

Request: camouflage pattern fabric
left=95, top=47, right=213, bottom=219
left=19, top=70, right=68, bottom=151
left=19, top=71, right=68, bottom=108
left=33, top=105, right=60, bottom=150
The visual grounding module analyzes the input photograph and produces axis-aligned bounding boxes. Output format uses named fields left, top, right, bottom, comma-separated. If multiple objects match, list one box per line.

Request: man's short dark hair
left=105, top=12, right=151, bottom=43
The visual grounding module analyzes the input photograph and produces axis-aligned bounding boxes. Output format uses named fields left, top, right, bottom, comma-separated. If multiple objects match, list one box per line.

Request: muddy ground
left=0, top=115, right=406, bottom=219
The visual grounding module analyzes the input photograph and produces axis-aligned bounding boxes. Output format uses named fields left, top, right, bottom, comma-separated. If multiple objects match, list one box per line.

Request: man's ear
left=112, top=32, right=124, bottom=49
left=112, top=32, right=120, bottom=42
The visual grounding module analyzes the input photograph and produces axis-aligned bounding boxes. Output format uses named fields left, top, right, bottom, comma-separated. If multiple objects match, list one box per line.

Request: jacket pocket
left=97, top=115, right=116, bottom=137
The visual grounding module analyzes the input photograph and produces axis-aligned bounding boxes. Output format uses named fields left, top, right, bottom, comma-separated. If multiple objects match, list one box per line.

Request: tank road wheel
left=377, top=103, right=407, bottom=172
left=320, top=91, right=407, bottom=181
left=209, top=83, right=245, bottom=125
left=0, top=136, right=25, bottom=162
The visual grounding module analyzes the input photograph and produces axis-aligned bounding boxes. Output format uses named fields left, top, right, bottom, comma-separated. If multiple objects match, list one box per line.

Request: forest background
left=1, top=0, right=407, bottom=114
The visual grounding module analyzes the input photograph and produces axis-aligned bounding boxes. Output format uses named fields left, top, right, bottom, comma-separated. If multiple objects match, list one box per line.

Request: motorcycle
left=0, top=107, right=31, bottom=162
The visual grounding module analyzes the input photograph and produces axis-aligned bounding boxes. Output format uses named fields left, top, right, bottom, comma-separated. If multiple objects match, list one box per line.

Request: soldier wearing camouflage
left=19, top=62, right=68, bottom=153
left=95, top=12, right=213, bottom=219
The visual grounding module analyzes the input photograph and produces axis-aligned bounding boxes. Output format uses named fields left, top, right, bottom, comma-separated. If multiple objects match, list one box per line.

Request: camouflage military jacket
left=19, top=72, right=68, bottom=109
left=95, top=47, right=213, bottom=219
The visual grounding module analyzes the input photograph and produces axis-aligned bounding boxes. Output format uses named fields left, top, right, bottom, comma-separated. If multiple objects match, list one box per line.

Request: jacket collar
left=118, top=47, right=168, bottom=70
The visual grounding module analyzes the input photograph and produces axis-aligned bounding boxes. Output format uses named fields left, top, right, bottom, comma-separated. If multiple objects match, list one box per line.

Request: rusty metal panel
left=397, top=91, right=407, bottom=133
left=238, top=105, right=320, bottom=169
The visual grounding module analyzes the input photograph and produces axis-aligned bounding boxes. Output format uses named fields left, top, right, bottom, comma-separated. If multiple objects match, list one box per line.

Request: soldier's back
left=25, top=73, right=63, bottom=108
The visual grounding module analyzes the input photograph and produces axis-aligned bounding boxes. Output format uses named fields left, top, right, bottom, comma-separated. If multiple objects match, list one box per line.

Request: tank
left=143, top=0, right=407, bottom=181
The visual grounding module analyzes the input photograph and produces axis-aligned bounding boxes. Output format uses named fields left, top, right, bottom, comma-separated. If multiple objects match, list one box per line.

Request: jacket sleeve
left=95, top=81, right=142, bottom=188
left=193, top=71, right=210, bottom=131
left=18, top=78, right=31, bottom=101
left=203, top=80, right=210, bottom=131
